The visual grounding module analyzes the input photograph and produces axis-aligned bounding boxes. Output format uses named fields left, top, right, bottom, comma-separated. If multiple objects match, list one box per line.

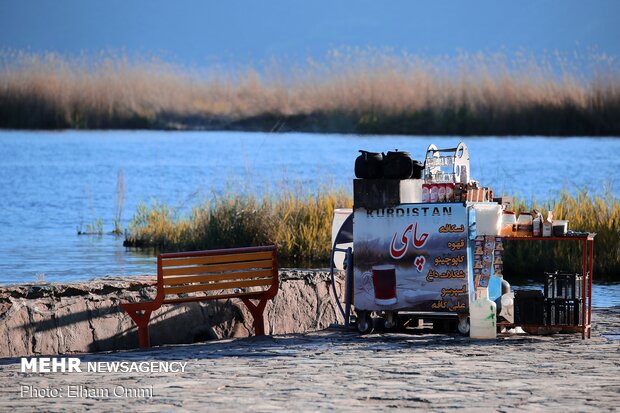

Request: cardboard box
left=543, top=220, right=553, bottom=237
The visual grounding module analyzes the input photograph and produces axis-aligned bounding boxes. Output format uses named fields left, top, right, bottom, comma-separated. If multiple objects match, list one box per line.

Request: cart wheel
left=383, top=312, right=401, bottom=330
left=457, top=315, right=470, bottom=336
left=356, top=311, right=374, bottom=334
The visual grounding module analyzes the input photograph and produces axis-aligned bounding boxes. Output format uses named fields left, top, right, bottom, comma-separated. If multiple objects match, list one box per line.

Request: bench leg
left=241, top=298, right=268, bottom=336
left=124, top=308, right=153, bottom=348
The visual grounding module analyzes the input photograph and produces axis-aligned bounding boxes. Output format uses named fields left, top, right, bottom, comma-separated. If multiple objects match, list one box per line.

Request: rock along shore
left=0, top=270, right=345, bottom=358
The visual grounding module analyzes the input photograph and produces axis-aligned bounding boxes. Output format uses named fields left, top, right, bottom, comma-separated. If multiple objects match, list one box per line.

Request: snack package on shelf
left=543, top=211, right=554, bottom=237
left=532, top=210, right=542, bottom=237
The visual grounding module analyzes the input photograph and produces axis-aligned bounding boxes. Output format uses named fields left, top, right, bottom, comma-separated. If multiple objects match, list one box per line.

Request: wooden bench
left=120, top=245, right=279, bottom=348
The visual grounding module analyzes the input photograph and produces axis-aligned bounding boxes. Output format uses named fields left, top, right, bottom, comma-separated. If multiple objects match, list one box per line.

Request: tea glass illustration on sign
left=362, top=265, right=398, bottom=305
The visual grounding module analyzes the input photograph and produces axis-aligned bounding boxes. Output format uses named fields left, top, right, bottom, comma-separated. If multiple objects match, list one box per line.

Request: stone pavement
left=1, top=308, right=619, bottom=412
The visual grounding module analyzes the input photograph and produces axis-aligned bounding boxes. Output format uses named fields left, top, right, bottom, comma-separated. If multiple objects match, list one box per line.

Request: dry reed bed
left=123, top=189, right=620, bottom=279
left=1, top=49, right=619, bottom=134
left=123, top=189, right=353, bottom=265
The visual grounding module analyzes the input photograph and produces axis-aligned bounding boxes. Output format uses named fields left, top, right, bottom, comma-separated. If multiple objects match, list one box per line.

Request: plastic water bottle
left=470, top=287, right=497, bottom=339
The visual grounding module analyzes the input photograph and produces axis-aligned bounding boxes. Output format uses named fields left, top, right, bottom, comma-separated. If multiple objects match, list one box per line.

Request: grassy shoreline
left=123, top=189, right=620, bottom=280
left=1, top=50, right=619, bottom=135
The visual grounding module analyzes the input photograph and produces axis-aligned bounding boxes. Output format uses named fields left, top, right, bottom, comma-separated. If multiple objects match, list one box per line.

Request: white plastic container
left=331, top=208, right=353, bottom=270
left=473, top=203, right=502, bottom=235
left=470, top=288, right=497, bottom=339
left=499, top=292, right=515, bottom=324
left=552, top=220, right=568, bottom=236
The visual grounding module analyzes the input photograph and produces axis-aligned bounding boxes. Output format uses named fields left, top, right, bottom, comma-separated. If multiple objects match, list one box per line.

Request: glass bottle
left=500, top=211, right=516, bottom=237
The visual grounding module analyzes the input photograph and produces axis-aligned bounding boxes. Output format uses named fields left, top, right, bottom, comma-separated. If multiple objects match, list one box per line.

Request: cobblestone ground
left=1, top=308, right=619, bottom=412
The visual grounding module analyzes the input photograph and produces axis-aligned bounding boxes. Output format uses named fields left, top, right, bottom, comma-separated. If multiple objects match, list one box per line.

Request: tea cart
left=330, top=141, right=594, bottom=339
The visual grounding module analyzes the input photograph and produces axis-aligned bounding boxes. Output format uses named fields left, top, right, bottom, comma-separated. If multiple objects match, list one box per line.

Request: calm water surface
left=0, top=131, right=618, bottom=306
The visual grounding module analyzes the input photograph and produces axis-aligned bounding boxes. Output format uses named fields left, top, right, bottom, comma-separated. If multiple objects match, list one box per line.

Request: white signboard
left=353, top=203, right=470, bottom=313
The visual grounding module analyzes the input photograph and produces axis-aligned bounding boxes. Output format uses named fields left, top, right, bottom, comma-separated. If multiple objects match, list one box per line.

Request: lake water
left=0, top=131, right=619, bottom=306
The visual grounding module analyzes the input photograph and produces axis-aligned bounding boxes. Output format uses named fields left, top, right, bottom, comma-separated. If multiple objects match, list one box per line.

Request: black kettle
left=355, top=150, right=383, bottom=179
left=382, top=150, right=413, bottom=179
left=411, top=160, right=424, bottom=179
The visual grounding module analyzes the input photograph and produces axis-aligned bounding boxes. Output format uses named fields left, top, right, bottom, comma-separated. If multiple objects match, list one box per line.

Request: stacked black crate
left=514, top=290, right=545, bottom=325
left=544, top=272, right=582, bottom=326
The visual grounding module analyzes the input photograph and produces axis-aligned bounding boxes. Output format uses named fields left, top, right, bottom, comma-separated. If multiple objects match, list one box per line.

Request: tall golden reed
left=1, top=48, right=619, bottom=134
left=124, top=188, right=619, bottom=278
left=124, top=188, right=353, bottom=265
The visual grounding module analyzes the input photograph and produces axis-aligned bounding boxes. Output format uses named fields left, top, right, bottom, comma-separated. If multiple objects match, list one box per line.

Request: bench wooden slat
left=161, top=251, right=274, bottom=268
left=163, top=278, right=274, bottom=296
left=162, top=259, right=273, bottom=277
left=162, top=290, right=264, bottom=304
left=160, top=245, right=275, bottom=259
left=162, top=269, right=274, bottom=286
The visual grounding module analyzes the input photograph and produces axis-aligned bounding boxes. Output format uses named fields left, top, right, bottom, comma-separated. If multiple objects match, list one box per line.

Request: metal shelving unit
left=501, top=234, right=595, bottom=339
